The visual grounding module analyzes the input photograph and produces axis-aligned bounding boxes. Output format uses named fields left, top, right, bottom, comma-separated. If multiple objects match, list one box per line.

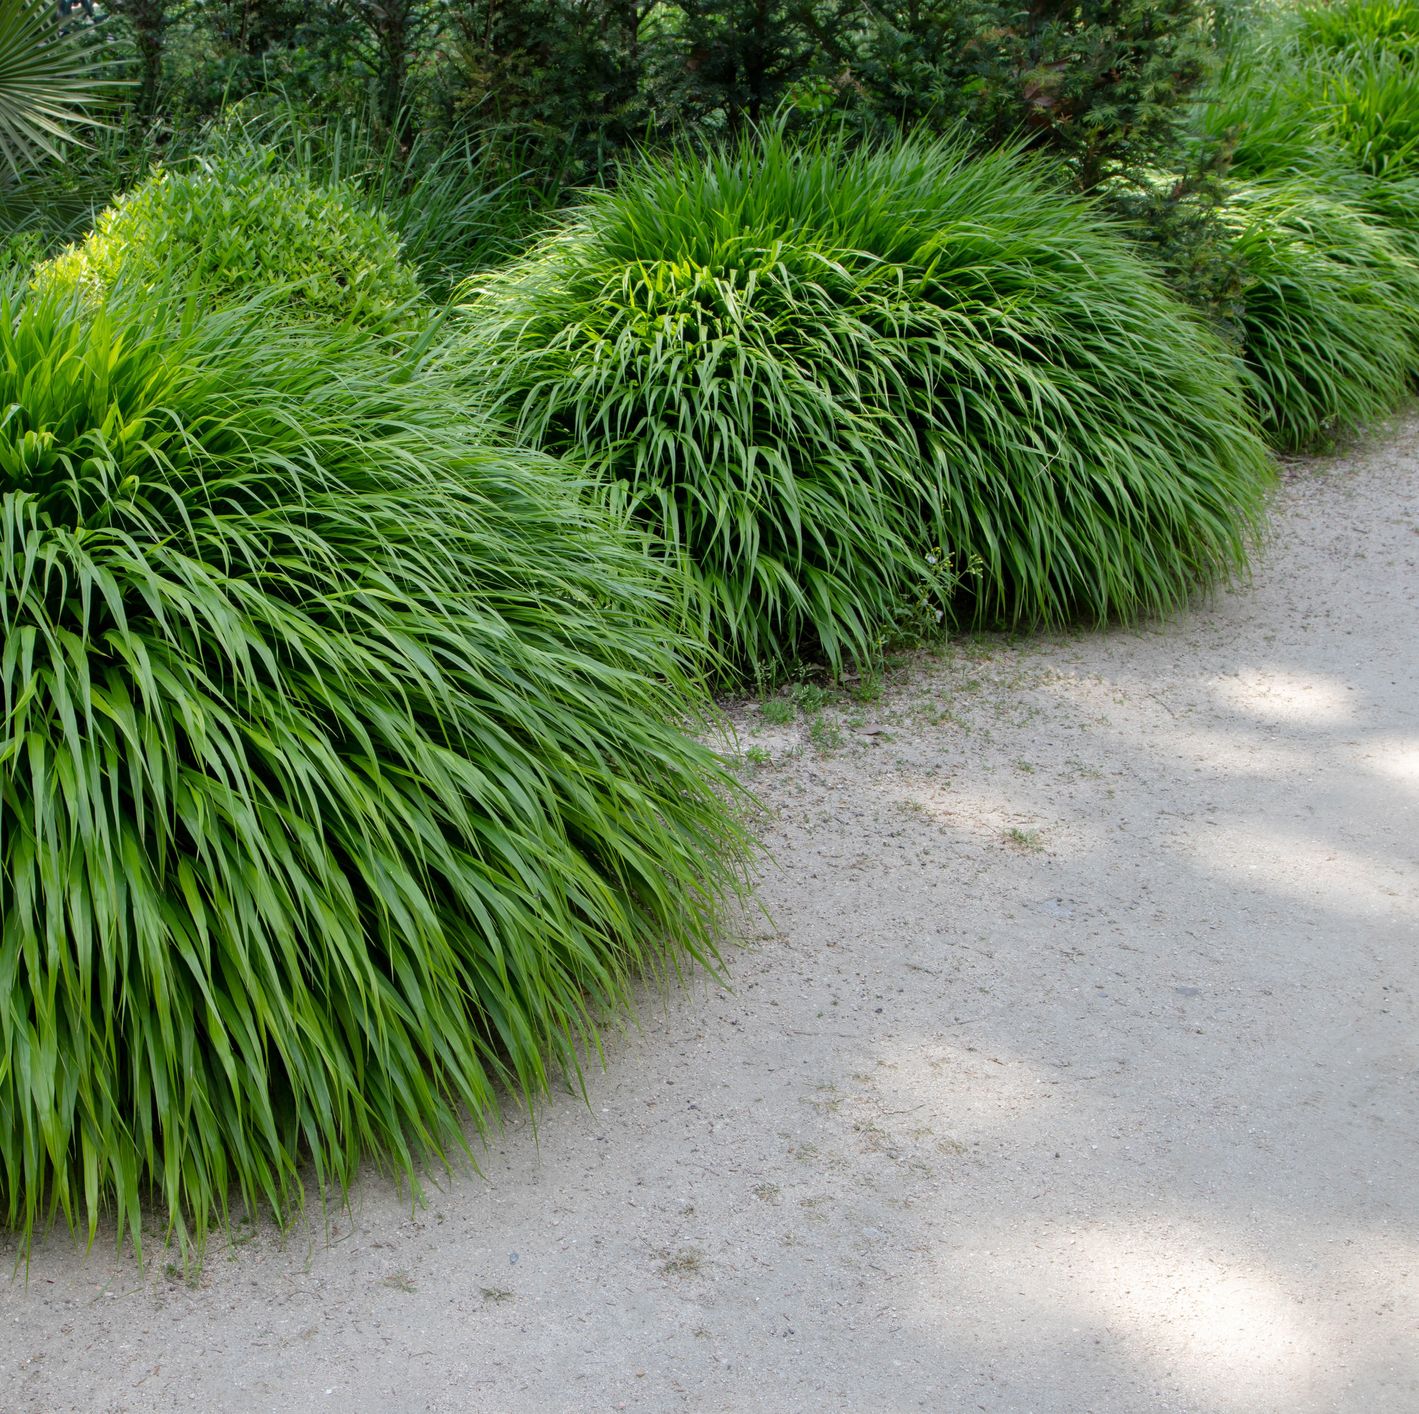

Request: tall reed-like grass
left=0, top=285, right=746, bottom=1257
left=461, top=130, right=1271, bottom=673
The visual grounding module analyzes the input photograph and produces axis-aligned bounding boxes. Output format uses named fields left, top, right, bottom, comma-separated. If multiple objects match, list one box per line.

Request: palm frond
left=0, top=0, right=116, bottom=178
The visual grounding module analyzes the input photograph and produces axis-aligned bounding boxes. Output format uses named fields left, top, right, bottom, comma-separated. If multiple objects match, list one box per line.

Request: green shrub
left=843, top=0, right=1218, bottom=190
left=0, top=284, right=746, bottom=1256
left=0, top=228, right=43, bottom=274
left=1191, top=36, right=1419, bottom=448
left=1100, top=166, right=1248, bottom=332
left=1222, top=178, right=1419, bottom=450
left=194, top=102, right=544, bottom=300
left=462, top=129, right=1272, bottom=674
left=36, top=155, right=423, bottom=326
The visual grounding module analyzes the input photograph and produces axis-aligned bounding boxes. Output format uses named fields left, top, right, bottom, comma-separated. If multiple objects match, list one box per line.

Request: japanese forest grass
left=1295, top=0, right=1419, bottom=58
left=459, top=130, right=1273, bottom=681
left=1199, top=25, right=1419, bottom=232
left=1191, top=29, right=1419, bottom=448
left=0, top=286, right=747, bottom=1257
left=1222, top=179, right=1419, bottom=451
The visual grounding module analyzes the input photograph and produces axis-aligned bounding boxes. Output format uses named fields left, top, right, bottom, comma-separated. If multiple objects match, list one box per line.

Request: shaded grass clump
left=1317, top=45, right=1419, bottom=180
left=1296, top=0, right=1419, bottom=59
left=1199, top=46, right=1353, bottom=184
left=1192, top=25, right=1419, bottom=445
left=462, top=129, right=1271, bottom=677
left=194, top=102, right=546, bottom=300
left=0, top=286, right=746, bottom=1257
left=35, top=153, right=422, bottom=327
left=1222, top=179, right=1419, bottom=450
left=1199, top=30, right=1419, bottom=204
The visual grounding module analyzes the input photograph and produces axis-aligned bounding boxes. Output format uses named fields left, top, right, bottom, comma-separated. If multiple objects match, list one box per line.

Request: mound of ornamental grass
left=1222, top=179, right=1419, bottom=450
left=1200, top=31, right=1419, bottom=202
left=1316, top=46, right=1419, bottom=180
left=462, top=130, right=1271, bottom=675
left=36, top=154, right=422, bottom=326
left=1297, top=0, right=1419, bottom=59
left=0, top=285, right=746, bottom=1257
left=1199, top=47, right=1350, bottom=183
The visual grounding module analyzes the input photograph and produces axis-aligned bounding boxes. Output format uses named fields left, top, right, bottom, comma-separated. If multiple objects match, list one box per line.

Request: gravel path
left=4, top=421, right=1417, bottom=1413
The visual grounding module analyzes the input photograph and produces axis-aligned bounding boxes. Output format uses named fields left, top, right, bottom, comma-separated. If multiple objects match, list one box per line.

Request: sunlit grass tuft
left=1297, top=0, right=1419, bottom=59
left=460, top=129, right=1271, bottom=677
left=34, top=153, right=423, bottom=327
left=194, top=104, right=543, bottom=300
left=1200, top=24, right=1419, bottom=201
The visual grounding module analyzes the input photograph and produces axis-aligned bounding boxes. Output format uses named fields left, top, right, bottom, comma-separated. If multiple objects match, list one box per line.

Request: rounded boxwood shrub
left=36, top=155, right=423, bottom=326
left=463, top=130, right=1272, bottom=674
left=1223, top=179, right=1419, bottom=450
left=0, top=285, right=745, bottom=1255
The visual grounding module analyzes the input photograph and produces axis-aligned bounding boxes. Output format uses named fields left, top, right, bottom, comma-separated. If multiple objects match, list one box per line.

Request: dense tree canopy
left=56, top=0, right=1219, bottom=189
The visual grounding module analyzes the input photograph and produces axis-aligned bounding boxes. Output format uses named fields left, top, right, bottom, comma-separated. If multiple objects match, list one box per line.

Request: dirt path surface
left=4, top=425, right=1418, bottom=1414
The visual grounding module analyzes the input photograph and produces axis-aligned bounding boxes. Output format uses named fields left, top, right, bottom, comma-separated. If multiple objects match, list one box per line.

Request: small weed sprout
left=809, top=714, right=845, bottom=751
left=1003, top=827, right=1046, bottom=852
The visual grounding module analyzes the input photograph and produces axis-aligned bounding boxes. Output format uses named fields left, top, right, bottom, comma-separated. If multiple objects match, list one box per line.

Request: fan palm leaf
left=0, top=0, right=114, bottom=178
